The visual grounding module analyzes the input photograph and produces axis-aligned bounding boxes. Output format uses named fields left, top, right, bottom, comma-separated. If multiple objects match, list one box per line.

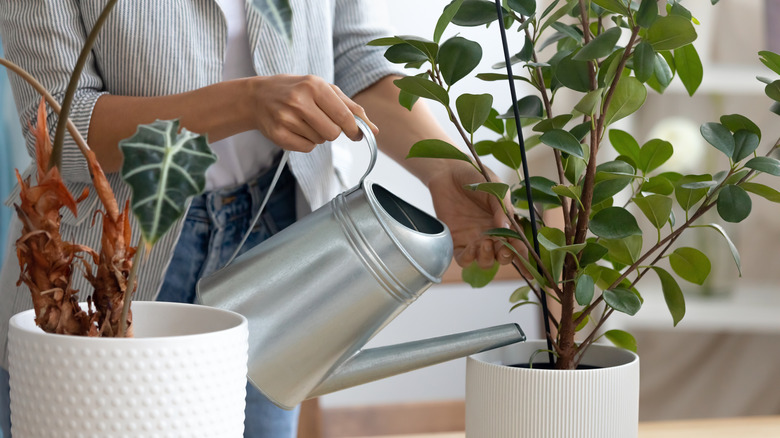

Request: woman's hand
left=426, top=161, right=527, bottom=269
left=248, top=74, right=378, bottom=152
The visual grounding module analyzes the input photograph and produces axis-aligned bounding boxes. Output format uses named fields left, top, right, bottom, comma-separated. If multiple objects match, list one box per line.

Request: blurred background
left=1, top=1, right=779, bottom=437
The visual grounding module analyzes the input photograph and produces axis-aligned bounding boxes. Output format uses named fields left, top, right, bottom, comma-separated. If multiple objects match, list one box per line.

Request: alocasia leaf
left=120, top=120, right=217, bottom=246
left=251, top=0, right=293, bottom=43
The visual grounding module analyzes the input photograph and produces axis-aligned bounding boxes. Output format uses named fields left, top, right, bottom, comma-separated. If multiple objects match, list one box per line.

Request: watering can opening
left=371, top=184, right=444, bottom=235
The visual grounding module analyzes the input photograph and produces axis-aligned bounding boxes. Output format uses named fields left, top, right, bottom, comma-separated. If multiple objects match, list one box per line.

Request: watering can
left=197, top=117, right=526, bottom=410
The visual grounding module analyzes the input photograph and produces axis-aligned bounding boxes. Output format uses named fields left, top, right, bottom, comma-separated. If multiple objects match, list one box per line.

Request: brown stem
left=119, top=241, right=144, bottom=337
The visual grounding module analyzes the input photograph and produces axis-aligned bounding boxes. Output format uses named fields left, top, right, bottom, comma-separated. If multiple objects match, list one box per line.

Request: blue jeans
left=0, top=162, right=300, bottom=438
left=157, top=162, right=299, bottom=438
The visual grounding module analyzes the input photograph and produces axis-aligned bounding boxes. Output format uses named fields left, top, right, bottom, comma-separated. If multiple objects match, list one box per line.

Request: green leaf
left=642, top=175, right=675, bottom=195
left=485, top=227, right=524, bottom=241
left=651, top=267, right=686, bottom=326
left=398, top=89, right=419, bottom=111
left=589, top=207, right=642, bottom=239
left=457, top=93, right=493, bottom=134
left=484, top=108, right=504, bottom=134
left=634, top=194, right=673, bottom=229
left=452, top=0, right=500, bottom=26
left=491, top=141, right=523, bottom=169
left=574, top=27, right=622, bottom=61
left=539, top=227, right=566, bottom=280
left=633, top=41, right=656, bottom=82
left=717, top=185, right=752, bottom=223
left=407, top=139, right=472, bottom=163
left=674, top=174, right=711, bottom=211
left=465, top=182, right=510, bottom=204
left=732, top=130, right=760, bottom=163
left=540, top=129, right=585, bottom=158
left=592, top=0, right=628, bottom=14
left=601, top=235, right=643, bottom=266
left=595, top=160, right=636, bottom=181
left=636, top=0, right=659, bottom=28
left=393, top=76, right=449, bottom=106
left=384, top=44, right=429, bottom=64
left=574, top=89, right=603, bottom=116
left=503, top=95, right=544, bottom=119
left=555, top=54, right=592, bottom=93
left=592, top=177, right=632, bottom=205
left=638, top=139, right=674, bottom=173
left=514, top=177, right=562, bottom=207
left=759, top=50, right=780, bottom=76
left=604, top=329, right=637, bottom=352
left=439, top=36, right=483, bottom=86
left=609, top=129, right=641, bottom=165
left=540, top=0, right=578, bottom=32
left=650, top=52, right=674, bottom=91
left=579, top=241, right=609, bottom=266
left=693, top=223, right=741, bottom=276
left=766, top=80, right=780, bottom=102
left=700, top=122, right=735, bottom=157
left=434, top=0, right=465, bottom=43
left=674, top=44, right=703, bottom=96
left=533, top=114, right=574, bottom=133
left=603, top=288, right=642, bottom=316
left=552, top=184, right=583, bottom=207
left=462, top=260, right=499, bottom=287
left=575, top=274, right=595, bottom=306
left=250, top=0, right=293, bottom=43
left=604, top=76, right=647, bottom=126
left=669, top=247, right=711, bottom=285
left=742, top=182, right=780, bottom=203
left=745, top=156, right=780, bottom=176
left=509, top=285, right=532, bottom=303
left=646, top=15, right=697, bottom=51
left=120, top=120, right=217, bottom=245
left=720, top=114, right=761, bottom=141
left=507, top=0, right=536, bottom=16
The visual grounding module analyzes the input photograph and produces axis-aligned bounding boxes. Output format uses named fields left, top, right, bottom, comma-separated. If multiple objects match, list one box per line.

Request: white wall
left=320, top=0, right=542, bottom=408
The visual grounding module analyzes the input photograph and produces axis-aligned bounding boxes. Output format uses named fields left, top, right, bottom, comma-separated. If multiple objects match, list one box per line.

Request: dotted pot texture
left=8, top=301, right=248, bottom=438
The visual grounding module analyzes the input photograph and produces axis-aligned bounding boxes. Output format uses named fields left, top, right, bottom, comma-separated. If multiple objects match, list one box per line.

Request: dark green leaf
left=439, top=36, right=483, bottom=86
left=407, top=139, right=472, bottom=163
left=575, top=275, right=595, bottom=306
left=574, top=88, right=603, bottom=116
left=700, top=122, right=735, bottom=157
left=555, top=54, right=592, bottom=93
left=492, top=140, right=523, bottom=169
left=452, top=0, right=501, bottom=26
left=604, top=329, right=637, bottom=352
left=434, top=0, right=465, bottom=43
left=514, top=177, right=562, bottom=207
left=732, top=130, right=760, bottom=162
left=646, top=15, right=697, bottom=51
left=759, top=50, right=780, bottom=76
left=651, top=267, right=686, bottom=326
left=642, top=175, right=675, bottom=195
left=574, top=27, right=622, bottom=61
left=250, top=0, right=293, bottom=43
left=484, top=108, right=504, bottom=134
left=649, top=52, right=674, bottom=92
left=633, top=41, right=656, bottom=82
left=120, top=120, right=217, bottom=245
left=604, top=76, right=647, bottom=126
left=693, top=223, right=741, bottom=276
left=507, top=0, right=536, bottom=16
left=393, top=76, right=449, bottom=106
left=540, top=0, right=578, bottom=32
left=539, top=227, right=566, bottom=280
left=596, top=160, right=636, bottom=181
left=675, top=174, right=711, bottom=211
left=534, top=114, right=574, bottom=133
left=540, top=129, right=586, bottom=158
left=639, top=138, right=673, bottom=173
left=603, top=288, right=642, bottom=316
left=569, top=121, right=592, bottom=142
left=766, top=80, right=780, bottom=102
left=717, top=185, right=752, bottom=223
left=518, top=35, right=535, bottom=62
left=742, top=182, right=780, bottom=203
left=398, top=89, right=419, bottom=111
left=462, top=260, right=499, bottom=287
left=399, top=36, right=439, bottom=60
left=674, top=44, right=703, bottom=96
left=669, top=247, right=711, bottom=285
left=601, top=235, right=643, bottom=265
left=465, top=182, right=510, bottom=204
left=589, top=206, right=642, bottom=239
left=457, top=93, right=493, bottom=134
left=384, top=44, right=429, bottom=64
left=592, top=177, right=632, bottom=205
left=598, top=49, right=625, bottom=89
left=476, top=73, right=526, bottom=82
left=507, top=95, right=544, bottom=119
left=551, top=184, right=583, bottom=206
left=720, top=114, right=761, bottom=141
left=609, top=129, right=641, bottom=165
left=551, top=22, right=583, bottom=43
left=636, top=0, right=659, bottom=28
left=579, top=241, right=609, bottom=266
left=592, top=0, right=628, bottom=14
left=745, top=156, right=780, bottom=176
left=634, top=194, right=673, bottom=228
left=485, top=227, right=525, bottom=241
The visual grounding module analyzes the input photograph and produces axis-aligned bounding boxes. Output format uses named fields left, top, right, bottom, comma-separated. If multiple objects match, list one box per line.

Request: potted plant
left=1, top=0, right=292, bottom=435
left=370, top=0, right=780, bottom=436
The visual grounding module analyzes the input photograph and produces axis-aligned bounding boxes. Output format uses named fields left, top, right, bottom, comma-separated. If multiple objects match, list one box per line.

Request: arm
left=353, top=75, right=521, bottom=268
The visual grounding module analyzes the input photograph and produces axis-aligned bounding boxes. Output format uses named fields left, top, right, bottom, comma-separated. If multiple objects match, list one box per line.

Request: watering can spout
left=307, top=323, right=526, bottom=399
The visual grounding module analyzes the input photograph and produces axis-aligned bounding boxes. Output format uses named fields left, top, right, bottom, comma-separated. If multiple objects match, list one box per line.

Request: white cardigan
left=0, top=0, right=400, bottom=367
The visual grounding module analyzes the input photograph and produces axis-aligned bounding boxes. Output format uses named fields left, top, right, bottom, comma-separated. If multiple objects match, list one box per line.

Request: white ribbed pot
left=466, top=340, right=639, bottom=438
left=7, top=301, right=249, bottom=438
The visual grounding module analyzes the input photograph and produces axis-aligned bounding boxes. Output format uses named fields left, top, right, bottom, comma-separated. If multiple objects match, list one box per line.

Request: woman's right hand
left=246, top=74, right=378, bottom=152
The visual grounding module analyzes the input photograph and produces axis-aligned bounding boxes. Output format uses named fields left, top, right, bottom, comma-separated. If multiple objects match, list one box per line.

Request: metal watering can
left=197, top=117, right=526, bottom=410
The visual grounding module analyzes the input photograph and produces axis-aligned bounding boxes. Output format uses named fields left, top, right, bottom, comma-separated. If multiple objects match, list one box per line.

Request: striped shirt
left=0, top=0, right=400, bottom=367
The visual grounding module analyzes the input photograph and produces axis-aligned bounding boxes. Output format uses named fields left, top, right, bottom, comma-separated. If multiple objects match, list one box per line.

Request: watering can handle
left=349, top=115, right=378, bottom=195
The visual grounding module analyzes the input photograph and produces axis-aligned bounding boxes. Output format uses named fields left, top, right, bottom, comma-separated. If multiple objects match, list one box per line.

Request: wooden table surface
left=350, top=416, right=780, bottom=438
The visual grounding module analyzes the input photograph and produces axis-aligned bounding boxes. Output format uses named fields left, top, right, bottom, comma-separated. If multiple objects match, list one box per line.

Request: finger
left=311, top=85, right=362, bottom=141
left=494, top=240, right=514, bottom=265
left=299, top=104, right=344, bottom=143
left=476, top=239, right=495, bottom=269
left=273, top=129, right=317, bottom=152
left=454, top=244, right=477, bottom=268
left=329, top=85, right=379, bottom=138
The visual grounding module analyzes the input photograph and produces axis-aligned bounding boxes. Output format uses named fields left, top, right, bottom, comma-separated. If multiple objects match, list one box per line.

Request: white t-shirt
left=207, top=0, right=281, bottom=190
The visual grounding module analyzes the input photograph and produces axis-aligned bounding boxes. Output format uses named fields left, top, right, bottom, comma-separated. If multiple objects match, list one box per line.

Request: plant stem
left=51, top=0, right=119, bottom=171
left=119, top=241, right=144, bottom=337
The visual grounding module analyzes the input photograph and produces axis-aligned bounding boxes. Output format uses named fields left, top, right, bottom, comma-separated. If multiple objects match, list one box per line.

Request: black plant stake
left=493, top=0, right=555, bottom=366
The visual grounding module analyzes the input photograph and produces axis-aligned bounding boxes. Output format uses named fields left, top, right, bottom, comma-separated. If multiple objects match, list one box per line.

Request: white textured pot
left=466, top=340, right=639, bottom=438
left=8, top=301, right=248, bottom=438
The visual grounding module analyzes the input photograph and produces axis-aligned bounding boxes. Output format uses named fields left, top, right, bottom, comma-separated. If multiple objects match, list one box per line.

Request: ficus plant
left=371, top=0, right=780, bottom=369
